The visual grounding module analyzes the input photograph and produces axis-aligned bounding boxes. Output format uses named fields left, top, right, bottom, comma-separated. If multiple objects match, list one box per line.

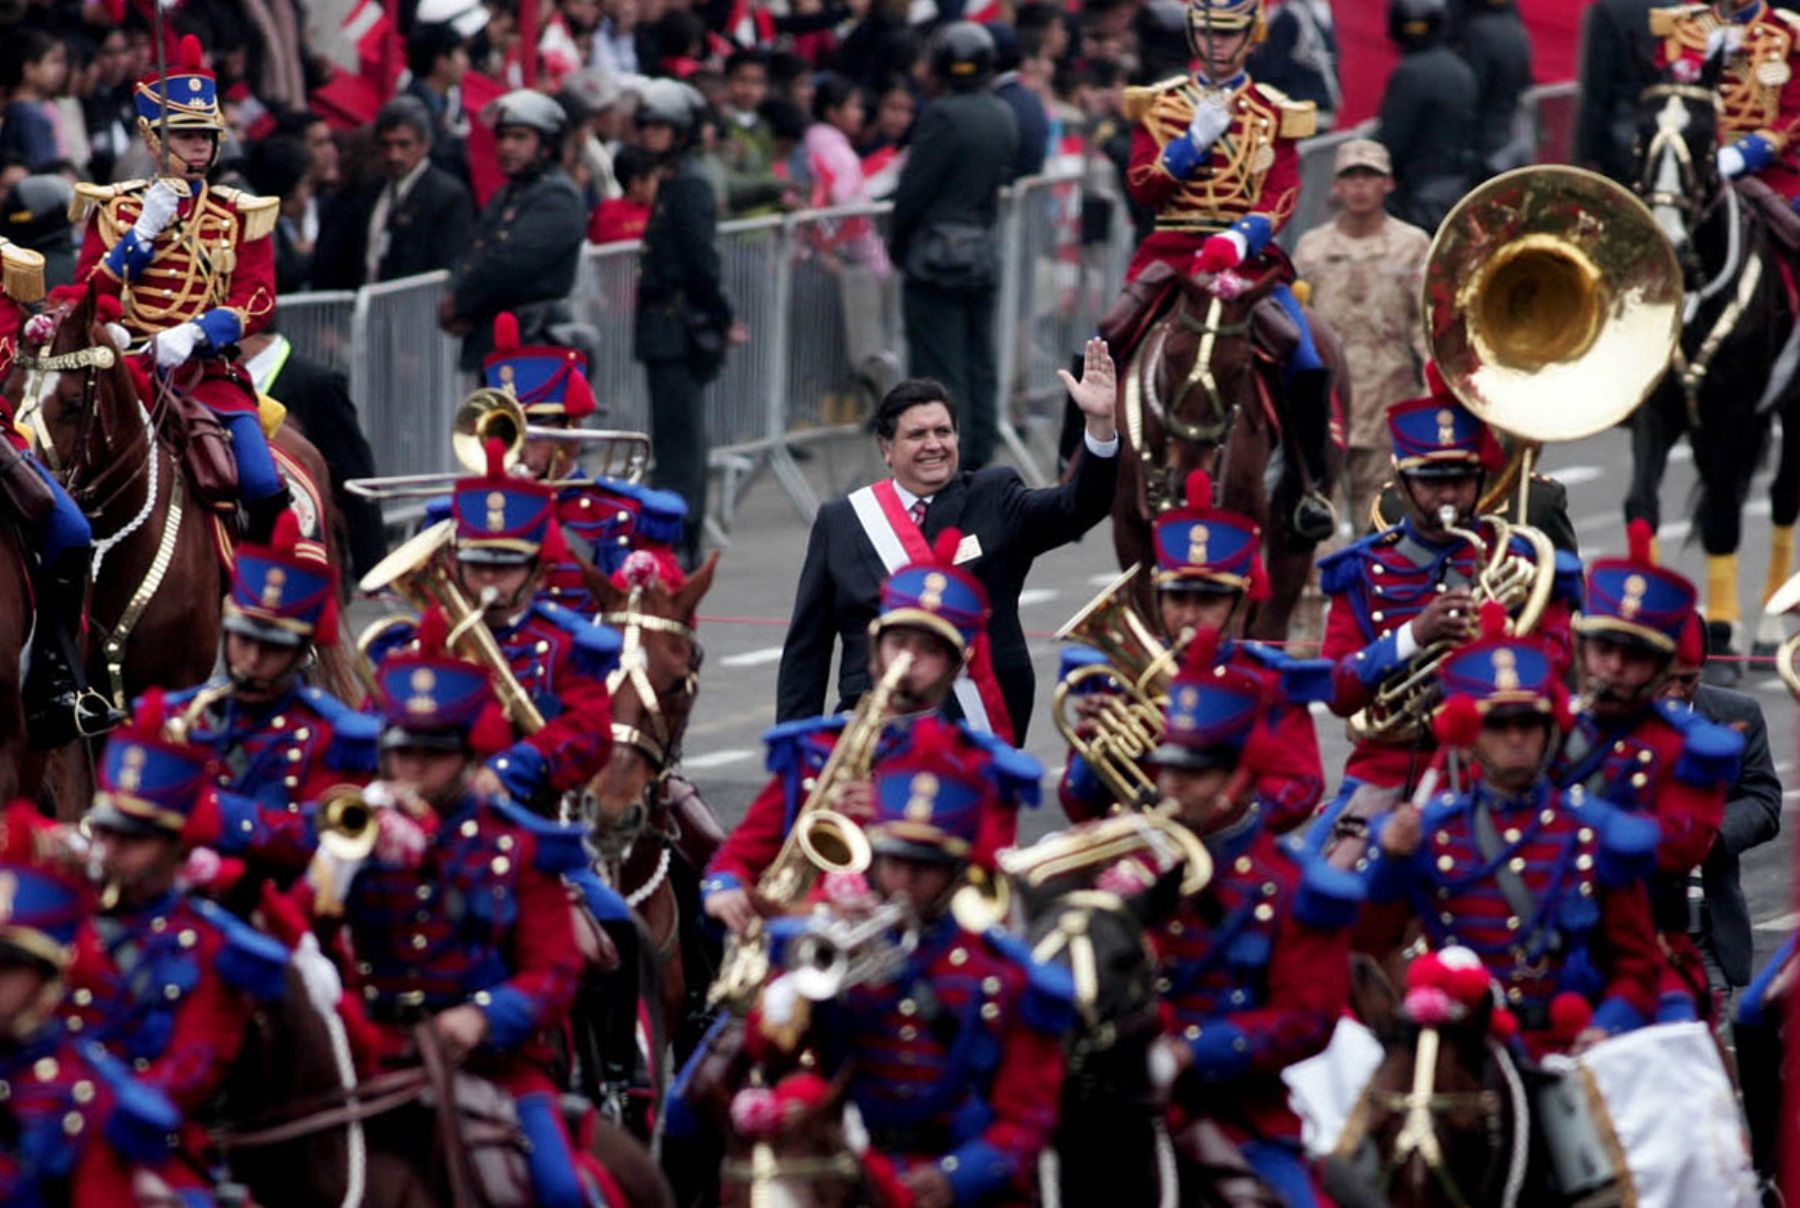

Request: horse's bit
left=1341, top=1025, right=1503, bottom=1208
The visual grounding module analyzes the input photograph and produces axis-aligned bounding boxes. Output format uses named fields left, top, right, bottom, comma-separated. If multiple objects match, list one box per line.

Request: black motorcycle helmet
left=930, top=21, right=996, bottom=91
left=1389, top=0, right=1447, bottom=48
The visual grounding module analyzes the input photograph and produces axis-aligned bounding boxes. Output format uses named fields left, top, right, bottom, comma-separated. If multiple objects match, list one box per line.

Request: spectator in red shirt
left=588, top=144, right=661, bottom=243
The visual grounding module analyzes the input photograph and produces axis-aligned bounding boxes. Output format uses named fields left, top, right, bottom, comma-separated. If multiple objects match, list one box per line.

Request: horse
left=1324, top=956, right=1532, bottom=1208
left=1110, top=260, right=1349, bottom=641
left=578, top=552, right=722, bottom=1092
left=2, top=285, right=361, bottom=729
left=1628, top=60, right=1800, bottom=661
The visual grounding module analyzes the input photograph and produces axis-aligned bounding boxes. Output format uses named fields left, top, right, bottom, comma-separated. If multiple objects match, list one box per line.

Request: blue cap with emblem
left=226, top=509, right=339, bottom=649
left=867, top=715, right=992, bottom=864
left=1387, top=382, right=1504, bottom=479
left=1152, top=469, right=1267, bottom=598
left=452, top=436, right=558, bottom=566
left=483, top=312, right=598, bottom=420
left=1577, top=518, right=1695, bottom=654
left=89, top=689, right=217, bottom=839
left=1438, top=603, right=1568, bottom=724
left=134, top=35, right=225, bottom=134
left=875, top=527, right=990, bottom=655
left=374, top=606, right=514, bottom=755
left=0, top=803, right=89, bottom=971
left=1150, top=629, right=1265, bottom=770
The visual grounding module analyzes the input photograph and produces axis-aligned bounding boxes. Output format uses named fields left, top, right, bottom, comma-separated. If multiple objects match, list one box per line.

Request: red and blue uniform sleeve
left=1057, top=750, right=1110, bottom=823
left=1318, top=566, right=1408, bottom=717
left=479, top=829, right=584, bottom=1049
left=76, top=211, right=130, bottom=297
left=140, top=926, right=260, bottom=1113
left=703, top=771, right=790, bottom=896
left=1182, top=862, right=1359, bottom=1081
left=207, top=214, right=275, bottom=345
left=210, top=791, right=320, bottom=873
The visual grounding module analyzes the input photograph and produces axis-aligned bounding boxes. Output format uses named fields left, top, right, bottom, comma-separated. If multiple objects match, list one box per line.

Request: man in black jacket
left=1574, top=0, right=1667, bottom=184
left=1458, top=0, right=1534, bottom=177
left=441, top=90, right=587, bottom=373
left=634, top=79, right=742, bottom=569
left=1661, top=640, right=1783, bottom=1010
left=1378, top=0, right=1477, bottom=231
left=776, top=342, right=1119, bottom=742
left=889, top=22, right=1018, bottom=472
left=364, top=98, right=476, bottom=285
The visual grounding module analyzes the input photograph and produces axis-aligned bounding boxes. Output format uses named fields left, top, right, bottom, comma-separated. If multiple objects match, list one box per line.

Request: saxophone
left=756, top=650, right=913, bottom=907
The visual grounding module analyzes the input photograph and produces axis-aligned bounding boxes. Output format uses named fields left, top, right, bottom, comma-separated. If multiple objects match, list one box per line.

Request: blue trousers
left=516, top=1091, right=598, bottom=1207
left=1270, top=284, right=1324, bottom=380
left=1241, top=1138, right=1320, bottom=1207
left=220, top=410, right=285, bottom=504
left=31, top=458, right=92, bottom=564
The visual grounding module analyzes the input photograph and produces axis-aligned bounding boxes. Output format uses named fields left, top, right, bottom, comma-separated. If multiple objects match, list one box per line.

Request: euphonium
left=1347, top=504, right=1557, bottom=743
left=755, top=650, right=914, bottom=908
left=1051, top=566, right=1173, bottom=810
left=164, top=679, right=237, bottom=744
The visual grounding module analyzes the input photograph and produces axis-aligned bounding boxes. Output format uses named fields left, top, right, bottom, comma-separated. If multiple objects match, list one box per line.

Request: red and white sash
left=847, top=479, right=1014, bottom=743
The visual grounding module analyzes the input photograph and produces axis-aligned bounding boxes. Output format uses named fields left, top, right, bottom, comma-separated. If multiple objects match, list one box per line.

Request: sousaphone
left=1423, top=165, right=1684, bottom=514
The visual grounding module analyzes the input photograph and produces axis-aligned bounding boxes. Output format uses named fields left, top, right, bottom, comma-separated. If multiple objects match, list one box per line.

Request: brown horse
left=1325, top=956, right=1532, bottom=1208
left=3, top=285, right=359, bottom=728
left=1112, top=264, right=1348, bottom=641
left=0, top=523, right=37, bottom=801
left=581, top=552, right=722, bottom=1065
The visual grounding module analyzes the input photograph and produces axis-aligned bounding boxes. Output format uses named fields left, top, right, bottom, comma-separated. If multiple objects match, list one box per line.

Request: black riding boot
left=242, top=486, right=292, bottom=545
left=1287, top=367, right=1338, bottom=544
left=25, top=547, right=125, bottom=749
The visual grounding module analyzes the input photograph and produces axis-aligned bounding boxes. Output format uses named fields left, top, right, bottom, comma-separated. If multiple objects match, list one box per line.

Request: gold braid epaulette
left=0, top=238, right=45, bottom=303
left=70, top=179, right=145, bottom=227
left=212, top=186, right=281, bottom=241
left=1124, top=75, right=1190, bottom=124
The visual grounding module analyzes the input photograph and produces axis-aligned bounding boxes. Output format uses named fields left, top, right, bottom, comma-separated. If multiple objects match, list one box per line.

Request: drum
left=1538, top=1021, right=1757, bottom=1208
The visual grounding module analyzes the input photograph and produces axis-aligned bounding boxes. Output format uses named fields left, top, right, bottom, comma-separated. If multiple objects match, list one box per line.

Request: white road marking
left=1755, top=911, right=1800, bottom=933
left=1018, top=588, right=1061, bottom=608
left=1670, top=445, right=1693, bottom=465
left=683, top=749, right=754, bottom=770
left=1658, top=519, right=1692, bottom=541
left=1553, top=465, right=1604, bottom=486
left=720, top=646, right=785, bottom=668
left=1308, top=701, right=1332, bottom=716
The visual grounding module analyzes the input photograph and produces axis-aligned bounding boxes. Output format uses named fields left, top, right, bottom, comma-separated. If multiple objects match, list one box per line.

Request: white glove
left=1187, top=98, right=1233, bottom=155
left=373, top=806, right=428, bottom=869
left=133, top=179, right=183, bottom=240
left=153, top=322, right=203, bottom=368
left=1718, top=145, right=1749, bottom=179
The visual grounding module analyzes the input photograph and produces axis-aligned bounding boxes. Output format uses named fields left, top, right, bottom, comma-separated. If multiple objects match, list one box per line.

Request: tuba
left=355, top=521, right=546, bottom=733
left=1051, top=567, right=1176, bottom=811
left=1350, top=167, right=1684, bottom=744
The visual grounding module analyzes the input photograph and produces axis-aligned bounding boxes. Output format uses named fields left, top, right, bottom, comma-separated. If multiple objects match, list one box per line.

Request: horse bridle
left=601, top=585, right=701, bottom=778
left=1339, top=1025, right=1511, bottom=1208
left=14, top=342, right=118, bottom=482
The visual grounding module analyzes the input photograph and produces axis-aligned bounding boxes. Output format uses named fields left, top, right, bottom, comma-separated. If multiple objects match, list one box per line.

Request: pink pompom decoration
left=1209, top=270, right=1247, bottom=300
left=1406, top=950, right=1448, bottom=992
left=819, top=871, right=877, bottom=910
left=24, top=312, right=57, bottom=346
left=1436, top=946, right=1492, bottom=1005
left=730, top=1087, right=783, bottom=1138
left=1403, top=985, right=1459, bottom=1027
left=618, top=549, right=664, bottom=588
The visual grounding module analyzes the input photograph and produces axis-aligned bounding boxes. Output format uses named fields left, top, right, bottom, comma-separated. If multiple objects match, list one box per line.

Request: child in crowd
left=589, top=144, right=662, bottom=243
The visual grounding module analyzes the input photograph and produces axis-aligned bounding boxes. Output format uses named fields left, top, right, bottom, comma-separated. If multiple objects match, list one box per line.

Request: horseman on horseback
left=159, top=509, right=375, bottom=877
left=1120, top=0, right=1335, bottom=541
left=1057, top=471, right=1331, bottom=831
left=69, top=34, right=290, bottom=545
left=1554, top=522, right=1745, bottom=1021
left=68, top=691, right=294, bottom=1172
left=481, top=312, right=688, bottom=615
left=300, top=611, right=623, bottom=1207
left=1656, top=0, right=1800, bottom=207
left=0, top=237, right=123, bottom=746
left=0, top=805, right=199, bottom=1206
left=1130, top=634, right=1359, bottom=1205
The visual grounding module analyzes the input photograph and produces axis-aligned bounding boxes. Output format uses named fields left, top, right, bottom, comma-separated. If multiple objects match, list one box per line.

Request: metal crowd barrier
left=287, top=84, right=1583, bottom=531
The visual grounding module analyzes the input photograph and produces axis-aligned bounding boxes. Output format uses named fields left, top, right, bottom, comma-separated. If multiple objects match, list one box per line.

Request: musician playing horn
left=702, top=529, right=1040, bottom=936
left=1554, top=520, right=1744, bottom=1022
left=735, top=715, right=1072, bottom=1208
left=1133, top=633, right=1360, bottom=1206
left=1307, top=381, right=1581, bottom=858
left=1057, top=469, right=1331, bottom=831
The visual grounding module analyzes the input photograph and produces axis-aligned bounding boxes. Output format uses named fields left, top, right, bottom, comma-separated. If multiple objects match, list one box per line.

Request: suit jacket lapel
left=922, top=474, right=970, bottom=543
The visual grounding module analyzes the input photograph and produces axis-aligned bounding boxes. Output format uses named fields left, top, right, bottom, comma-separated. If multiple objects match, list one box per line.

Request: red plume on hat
left=1477, top=599, right=1509, bottom=641
left=931, top=527, right=962, bottom=566
left=1627, top=517, right=1656, bottom=566
left=492, top=312, right=520, bottom=353
left=1677, top=608, right=1705, bottom=665
left=483, top=437, right=508, bottom=480
left=133, top=686, right=171, bottom=740
left=416, top=604, right=451, bottom=655
left=179, top=34, right=206, bottom=72
left=1185, top=469, right=1214, bottom=511
left=1181, top=625, right=1222, bottom=676
left=1433, top=694, right=1483, bottom=749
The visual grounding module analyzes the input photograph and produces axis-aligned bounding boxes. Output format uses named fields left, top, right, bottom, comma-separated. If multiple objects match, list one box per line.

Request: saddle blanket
left=1283, top=1015, right=1384, bottom=1157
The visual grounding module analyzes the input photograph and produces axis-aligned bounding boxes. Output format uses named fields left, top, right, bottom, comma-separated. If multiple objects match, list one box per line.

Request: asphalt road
left=352, top=418, right=1797, bottom=973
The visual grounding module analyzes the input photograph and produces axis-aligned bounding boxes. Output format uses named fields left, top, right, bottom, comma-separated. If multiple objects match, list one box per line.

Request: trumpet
left=345, top=389, right=652, bottom=499
left=164, top=679, right=237, bottom=744
left=783, top=901, right=918, bottom=1001
left=1348, top=504, right=1556, bottom=743
left=315, top=781, right=428, bottom=862
left=998, top=809, right=1213, bottom=901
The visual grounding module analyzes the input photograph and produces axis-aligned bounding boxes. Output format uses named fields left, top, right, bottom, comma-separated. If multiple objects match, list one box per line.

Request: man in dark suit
left=776, top=341, right=1119, bottom=743
left=1661, top=634, right=1783, bottom=1008
left=889, top=22, right=1018, bottom=472
left=1575, top=0, right=1669, bottom=185
left=363, top=97, right=476, bottom=284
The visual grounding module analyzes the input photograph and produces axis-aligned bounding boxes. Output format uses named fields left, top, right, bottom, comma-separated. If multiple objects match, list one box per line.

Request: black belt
left=365, top=997, right=445, bottom=1027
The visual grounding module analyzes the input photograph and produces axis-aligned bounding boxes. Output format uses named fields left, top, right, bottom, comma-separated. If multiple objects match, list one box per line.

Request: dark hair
left=613, top=144, right=656, bottom=188
left=653, top=9, right=708, bottom=60
left=766, top=50, right=807, bottom=88
left=1, top=29, right=59, bottom=89
left=375, top=96, right=434, bottom=144
left=810, top=73, right=859, bottom=124
left=1017, top=23, right=1051, bottom=64
left=241, top=134, right=310, bottom=199
left=759, top=96, right=807, bottom=143
left=1016, top=2, right=1064, bottom=36
left=406, top=22, right=466, bottom=79
left=873, top=379, right=957, bottom=441
left=724, top=48, right=768, bottom=77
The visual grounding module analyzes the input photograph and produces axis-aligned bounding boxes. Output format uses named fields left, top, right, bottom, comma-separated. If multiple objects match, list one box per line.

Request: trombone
left=346, top=389, right=652, bottom=499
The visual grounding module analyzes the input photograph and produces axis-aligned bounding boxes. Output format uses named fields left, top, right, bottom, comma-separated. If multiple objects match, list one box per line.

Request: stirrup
left=72, top=687, right=125, bottom=738
left=1291, top=489, right=1338, bottom=544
